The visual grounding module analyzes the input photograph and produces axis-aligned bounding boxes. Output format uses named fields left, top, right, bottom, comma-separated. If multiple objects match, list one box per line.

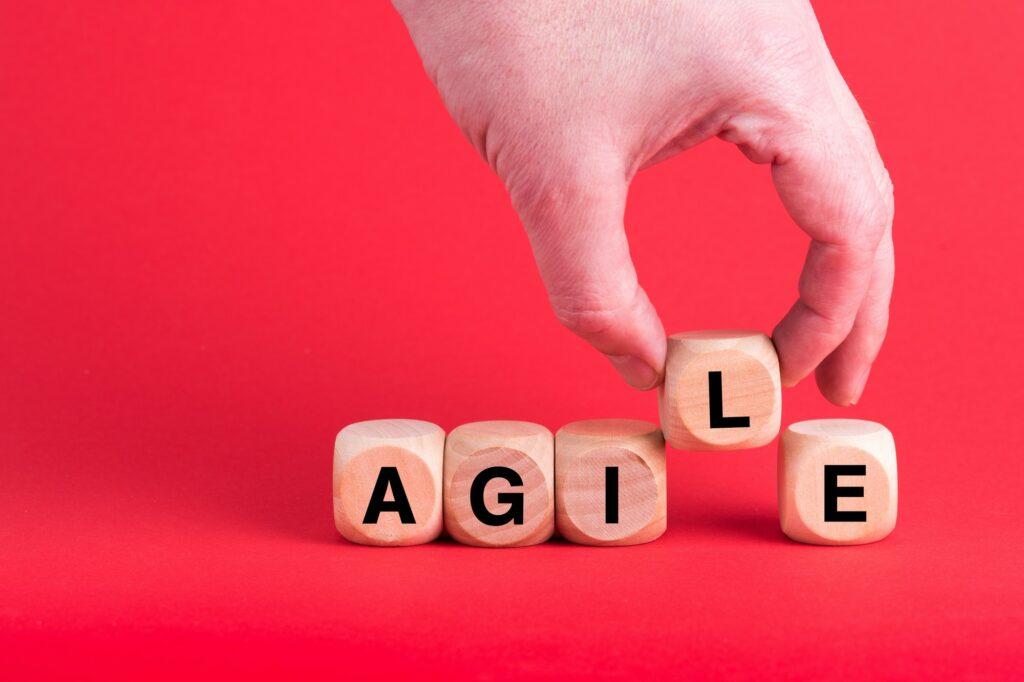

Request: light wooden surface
left=555, top=419, right=666, bottom=546
left=333, top=419, right=444, bottom=546
left=443, top=420, right=554, bottom=547
left=778, top=419, right=897, bottom=545
left=658, top=330, right=781, bottom=451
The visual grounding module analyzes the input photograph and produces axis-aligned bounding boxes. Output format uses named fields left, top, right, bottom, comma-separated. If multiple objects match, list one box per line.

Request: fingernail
left=607, top=354, right=660, bottom=390
left=850, top=365, right=872, bottom=405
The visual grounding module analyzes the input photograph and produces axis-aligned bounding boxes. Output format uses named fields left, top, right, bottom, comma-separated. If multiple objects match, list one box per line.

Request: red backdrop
left=2, top=2, right=1021, bottom=678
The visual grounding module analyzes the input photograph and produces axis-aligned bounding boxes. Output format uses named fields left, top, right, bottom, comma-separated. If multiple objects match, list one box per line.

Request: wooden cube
left=658, top=330, right=781, bottom=451
left=444, top=421, right=554, bottom=547
left=778, top=419, right=897, bottom=545
left=333, top=419, right=444, bottom=546
left=555, top=419, right=666, bottom=546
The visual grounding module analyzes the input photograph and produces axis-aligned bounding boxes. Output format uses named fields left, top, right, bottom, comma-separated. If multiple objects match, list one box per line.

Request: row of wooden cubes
left=333, top=330, right=897, bottom=547
left=334, top=416, right=897, bottom=548
left=335, top=418, right=666, bottom=547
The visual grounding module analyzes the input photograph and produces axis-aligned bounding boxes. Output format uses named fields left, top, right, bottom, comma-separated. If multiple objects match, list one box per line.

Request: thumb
left=509, top=159, right=666, bottom=390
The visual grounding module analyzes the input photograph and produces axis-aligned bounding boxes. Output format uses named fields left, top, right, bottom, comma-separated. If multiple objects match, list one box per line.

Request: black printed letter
left=708, top=371, right=751, bottom=428
left=362, top=467, right=416, bottom=524
left=605, top=466, right=619, bottom=524
left=824, top=465, right=867, bottom=522
left=470, top=466, right=524, bottom=526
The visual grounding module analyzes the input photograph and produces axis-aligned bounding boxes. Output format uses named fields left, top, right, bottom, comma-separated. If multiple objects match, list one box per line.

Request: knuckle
left=500, top=121, right=624, bottom=223
left=799, top=299, right=857, bottom=341
left=550, top=286, right=639, bottom=339
left=511, top=174, right=582, bottom=231
left=836, top=181, right=892, bottom=251
left=554, top=305, right=617, bottom=337
left=508, top=151, right=620, bottom=227
left=879, top=167, right=895, bottom=220
left=862, top=191, right=893, bottom=242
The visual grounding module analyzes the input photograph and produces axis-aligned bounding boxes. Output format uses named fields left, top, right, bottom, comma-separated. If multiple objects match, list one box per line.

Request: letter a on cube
left=334, top=419, right=444, bottom=546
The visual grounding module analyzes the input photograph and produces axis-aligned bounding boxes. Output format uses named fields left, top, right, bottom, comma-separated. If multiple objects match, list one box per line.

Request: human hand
left=394, top=0, right=894, bottom=405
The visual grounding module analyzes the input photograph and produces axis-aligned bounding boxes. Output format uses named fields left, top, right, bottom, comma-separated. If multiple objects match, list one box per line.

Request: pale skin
left=394, top=0, right=894, bottom=406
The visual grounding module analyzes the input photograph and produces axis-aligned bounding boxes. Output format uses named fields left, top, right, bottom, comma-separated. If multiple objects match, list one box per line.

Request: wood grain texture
left=778, top=419, right=898, bottom=546
left=555, top=419, right=666, bottom=546
left=443, top=421, right=554, bottom=547
left=658, top=330, right=781, bottom=451
left=333, top=419, right=444, bottom=546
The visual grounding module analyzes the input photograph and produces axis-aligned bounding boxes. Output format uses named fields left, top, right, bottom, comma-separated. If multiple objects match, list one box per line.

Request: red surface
left=2, top=2, right=1022, bottom=678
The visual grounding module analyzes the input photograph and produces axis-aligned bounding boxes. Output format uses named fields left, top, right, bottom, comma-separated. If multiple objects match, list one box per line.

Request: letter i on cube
left=555, top=419, right=666, bottom=546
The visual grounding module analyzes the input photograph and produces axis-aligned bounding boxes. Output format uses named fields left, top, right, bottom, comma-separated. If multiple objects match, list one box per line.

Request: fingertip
left=849, top=371, right=870, bottom=405
left=777, top=358, right=802, bottom=389
left=605, top=300, right=666, bottom=391
left=815, top=358, right=871, bottom=407
left=771, top=322, right=812, bottom=390
left=565, top=285, right=664, bottom=392
left=815, top=374, right=854, bottom=407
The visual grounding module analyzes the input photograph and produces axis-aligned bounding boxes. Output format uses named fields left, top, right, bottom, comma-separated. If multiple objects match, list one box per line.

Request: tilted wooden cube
left=555, top=419, right=666, bottom=546
left=444, top=421, right=554, bottom=547
left=333, top=419, right=444, bottom=546
left=658, top=330, right=781, bottom=451
left=778, top=419, right=897, bottom=545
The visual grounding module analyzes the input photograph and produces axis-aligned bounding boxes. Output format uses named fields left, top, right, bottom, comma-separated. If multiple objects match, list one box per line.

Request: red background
left=2, top=2, right=1022, bottom=678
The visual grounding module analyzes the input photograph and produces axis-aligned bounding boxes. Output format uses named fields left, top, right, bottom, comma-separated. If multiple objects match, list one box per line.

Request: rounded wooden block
left=778, top=419, right=897, bottom=546
left=333, top=419, right=444, bottom=546
left=444, top=421, right=554, bottom=548
left=555, top=419, right=666, bottom=546
left=658, top=330, right=781, bottom=451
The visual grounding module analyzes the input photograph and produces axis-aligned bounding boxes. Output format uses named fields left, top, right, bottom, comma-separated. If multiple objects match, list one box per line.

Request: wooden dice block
left=658, top=330, right=781, bottom=451
left=444, top=421, right=554, bottom=547
left=555, top=419, right=666, bottom=546
left=333, top=419, right=444, bottom=546
left=778, top=419, right=897, bottom=545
